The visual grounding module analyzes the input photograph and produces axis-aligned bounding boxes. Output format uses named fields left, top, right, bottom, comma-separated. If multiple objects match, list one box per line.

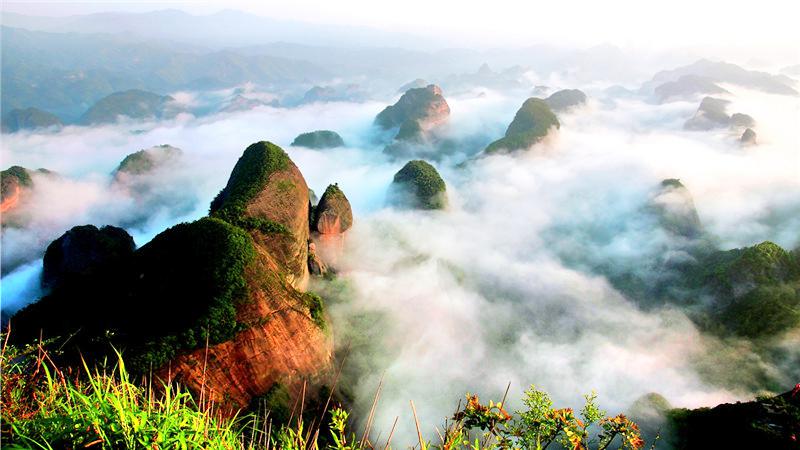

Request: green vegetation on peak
left=114, top=144, right=183, bottom=176
left=313, top=183, right=353, bottom=234
left=485, top=98, right=560, bottom=153
left=209, top=141, right=291, bottom=225
left=1, top=166, right=39, bottom=210
left=2, top=107, right=62, bottom=132
left=688, top=241, right=800, bottom=338
left=701, top=241, right=798, bottom=289
left=10, top=217, right=257, bottom=370
left=653, top=178, right=703, bottom=238
left=0, top=166, right=33, bottom=190
left=290, top=130, right=345, bottom=149
left=660, top=178, right=685, bottom=189
left=544, top=89, right=587, bottom=112
left=374, top=84, right=449, bottom=130
left=389, top=160, right=447, bottom=210
left=395, top=119, right=424, bottom=142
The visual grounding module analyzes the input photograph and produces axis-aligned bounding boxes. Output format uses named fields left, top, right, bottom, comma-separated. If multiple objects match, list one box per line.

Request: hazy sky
left=4, top=0, right=800, bottom=53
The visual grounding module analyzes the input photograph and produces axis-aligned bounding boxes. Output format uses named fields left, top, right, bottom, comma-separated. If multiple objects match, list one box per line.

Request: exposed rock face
left=544, top=89, right=587, bottom=112
left=485, top=98, right=560, bottom=153
left=684, top=97, right=730, bottom=130
left=652, top=179, right=703, bottom=239
left=1, top=166, right=33, bottom=213
left=161, top=239, right=333, bottom=411
left=684, top=96, right=755, bottom=131
left=653, top=74, right=729, bottom=102
left=41, top=225, right=135, bottom=290
left=291, top=130, right=345, bottom=149
left=307, top=241, right=328, bottom=276
left=114, top=145, right=183, bottom=178
left=312, top=184, right=353, bottom=235
left=210, top=141, right=310, bottom=291
left=80, top=89, right=180, bottom=125
left=2, top=107, right=62, bottom=132
left=11, top=143, right=335, bottom=414
left=388, top=160, right=447, bottom=210
left=1, top=166, right=54, bottom=215
left=740, top=127, right=757, bottom=145
left=375, top=84, right=450, bottom=131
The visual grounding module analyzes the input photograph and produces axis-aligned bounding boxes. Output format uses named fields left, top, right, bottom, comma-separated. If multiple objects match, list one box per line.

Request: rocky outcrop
left=291, top=130, right=345, bottom=149
left=388, top=160, right=447, bottom=210
left=1, top=166, right=54, bottom=215
left=375, top=84, right=450, bottom=132
left=211, top=141, right=311, bottom=291
left=307, top=241, right=328, bottom=276
left=651, top=179, right=703, bottom=239
left=11, top=142, right=335, bottom=414
left=729, top=113, right=756, bottom=128
left=377, top=84, right=451, bottom=158
left=1, top=166, right=32, bottom=213
left=684, top=97, right=755, bottom=131
left=80, top=89, right=181, bottom=125
left=41, top=225, right=135, bottom=290
left=312, top=184, right=353, bottom=235
left=484, top=98, right=560, bottom=153
left=2, top=107, right=62, bottom=133
left=740, top=128, right=757, bottom=146
left=544, top=89, right=587, bottom=112
left=114, top=145, right=183, bottom=178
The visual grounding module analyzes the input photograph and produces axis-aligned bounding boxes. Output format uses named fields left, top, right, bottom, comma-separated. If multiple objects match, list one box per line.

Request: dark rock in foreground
left=42, top=225, right=135, bottom=290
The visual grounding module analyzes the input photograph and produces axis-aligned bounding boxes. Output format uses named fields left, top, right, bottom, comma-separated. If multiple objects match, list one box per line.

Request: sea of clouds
left=2, top=80, right=798, bottom=444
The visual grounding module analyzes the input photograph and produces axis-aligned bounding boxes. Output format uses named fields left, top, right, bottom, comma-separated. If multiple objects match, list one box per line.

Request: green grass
left=1, top=340, right=651, bottom=450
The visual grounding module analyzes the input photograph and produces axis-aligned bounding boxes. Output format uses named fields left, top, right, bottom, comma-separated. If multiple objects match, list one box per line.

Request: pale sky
left=4, top=0, right=800, bottom=53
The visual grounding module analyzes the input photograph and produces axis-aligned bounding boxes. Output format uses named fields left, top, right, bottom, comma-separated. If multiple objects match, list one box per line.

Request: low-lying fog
left=2, top=81, right=799, bottom=444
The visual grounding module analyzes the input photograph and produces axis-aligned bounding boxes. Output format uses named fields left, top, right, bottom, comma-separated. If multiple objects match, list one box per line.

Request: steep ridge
left=10, top=141, right=335, bottom=413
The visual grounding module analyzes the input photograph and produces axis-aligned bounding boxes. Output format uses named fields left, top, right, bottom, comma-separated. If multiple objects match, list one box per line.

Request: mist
left=2, top=71, right=799, bottom=446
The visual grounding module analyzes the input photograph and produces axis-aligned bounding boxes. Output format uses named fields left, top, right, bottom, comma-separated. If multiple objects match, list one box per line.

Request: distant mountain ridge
left=0, top=26, right=329, bottom=121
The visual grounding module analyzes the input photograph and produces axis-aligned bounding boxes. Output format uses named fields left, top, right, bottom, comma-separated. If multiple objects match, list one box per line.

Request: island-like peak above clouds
left=484, top=97, right=560, bottom=154
left=11, top=141, right=335, bottom=413
left=375, top=84, right=450, bottom=131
